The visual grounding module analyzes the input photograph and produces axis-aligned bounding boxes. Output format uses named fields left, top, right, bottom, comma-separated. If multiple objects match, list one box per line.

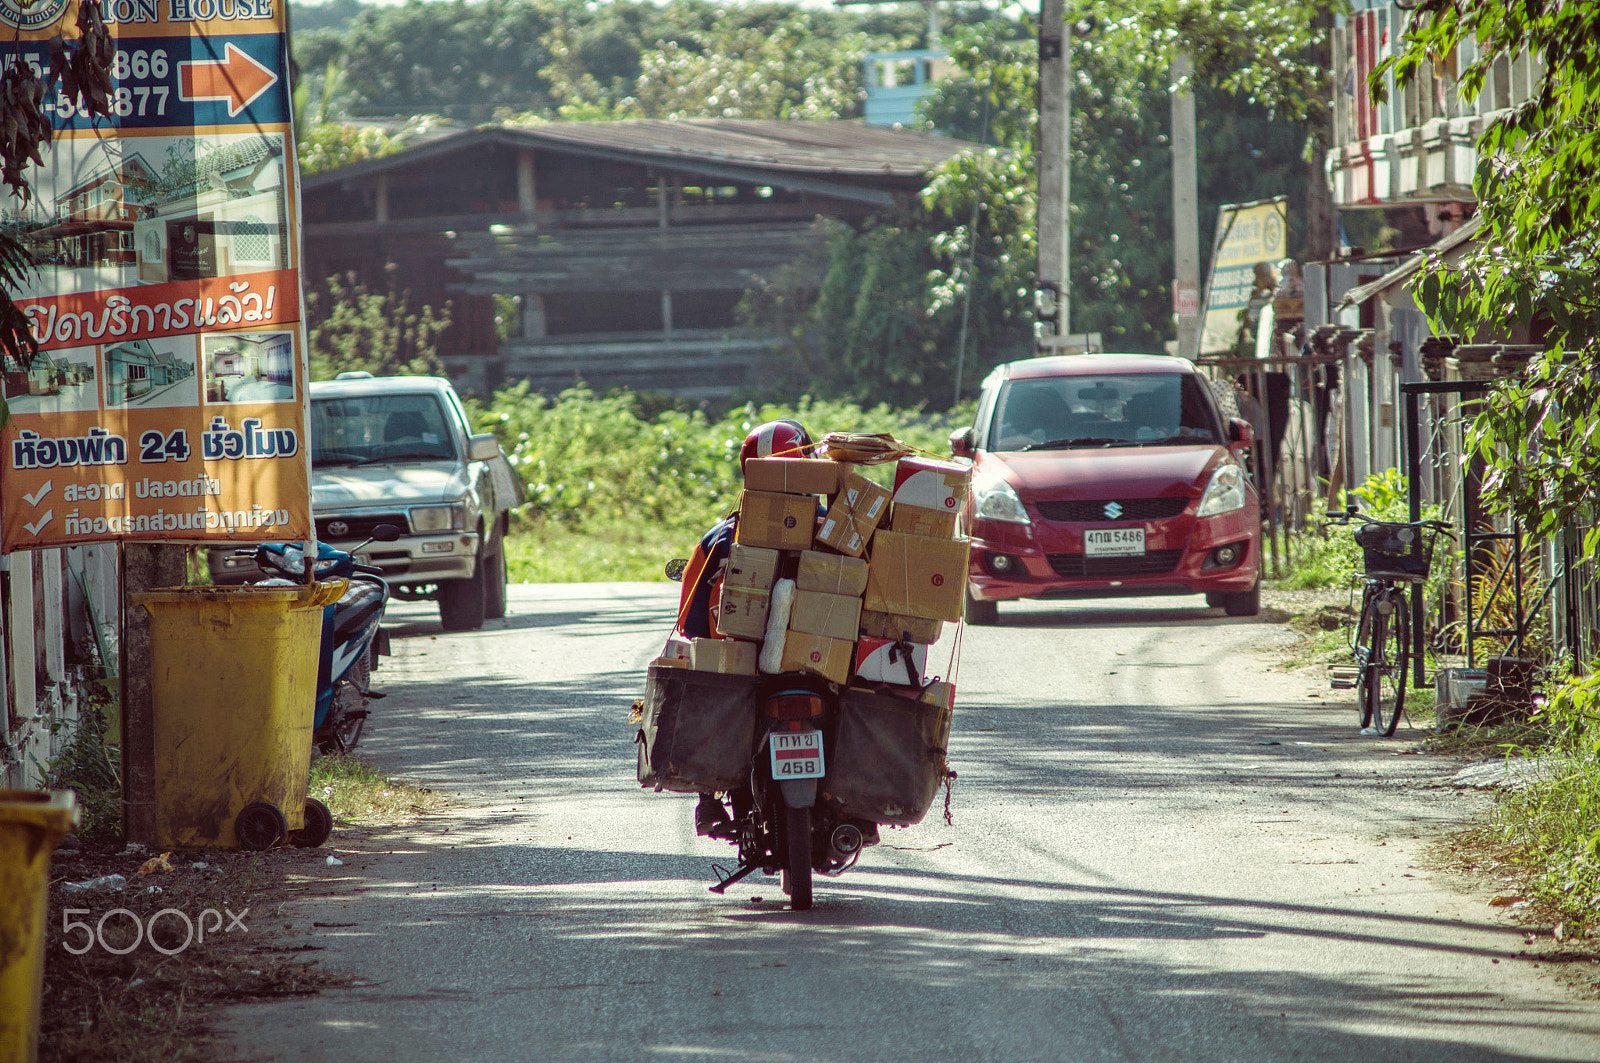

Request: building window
left=228, top=216, right=272, bottom=263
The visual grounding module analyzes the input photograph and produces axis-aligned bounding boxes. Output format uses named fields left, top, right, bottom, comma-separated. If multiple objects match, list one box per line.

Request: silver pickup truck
left=210, top=373, right=523, bottom=631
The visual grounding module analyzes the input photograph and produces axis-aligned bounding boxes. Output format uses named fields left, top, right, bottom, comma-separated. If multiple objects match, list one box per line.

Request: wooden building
left=299, top=120, right=969, bottom=399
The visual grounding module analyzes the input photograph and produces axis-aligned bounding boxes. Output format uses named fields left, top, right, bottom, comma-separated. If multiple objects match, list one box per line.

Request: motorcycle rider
left=679, top=418, right=818, bottom=836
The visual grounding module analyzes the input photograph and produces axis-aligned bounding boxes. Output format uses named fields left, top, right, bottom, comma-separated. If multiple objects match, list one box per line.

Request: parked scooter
left=240, top=525, right=399, bottom=754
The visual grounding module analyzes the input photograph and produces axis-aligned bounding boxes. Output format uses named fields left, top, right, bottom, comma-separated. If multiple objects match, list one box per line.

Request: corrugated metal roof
left=302, top=119, right=975, bottom=189
left=501, top=119, right=969, bottom=177
left=1338, top=214, right=1483, bottom=309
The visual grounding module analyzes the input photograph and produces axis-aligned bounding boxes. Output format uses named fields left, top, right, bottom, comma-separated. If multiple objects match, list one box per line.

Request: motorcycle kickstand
left=708, top=862, right=761, bottom=894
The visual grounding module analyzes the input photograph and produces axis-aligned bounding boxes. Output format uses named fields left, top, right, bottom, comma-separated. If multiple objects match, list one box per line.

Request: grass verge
left=310, top=753, right=446, bottom=824
left=504, top=517, right=704, bottom=583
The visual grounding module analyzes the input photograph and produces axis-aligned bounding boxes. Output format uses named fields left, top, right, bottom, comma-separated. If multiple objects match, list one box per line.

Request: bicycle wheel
left=1360, top=595, right=1409, bottom=736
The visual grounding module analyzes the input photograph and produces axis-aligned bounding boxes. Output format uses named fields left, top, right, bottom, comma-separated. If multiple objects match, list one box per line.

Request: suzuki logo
left=1103, top=502, right=1123, bottom=520
left=327, top=520, right=349, bottom=537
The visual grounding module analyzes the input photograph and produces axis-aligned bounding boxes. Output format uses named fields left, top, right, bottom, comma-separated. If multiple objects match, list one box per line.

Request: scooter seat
left=333, top=580, right=387, bottom=644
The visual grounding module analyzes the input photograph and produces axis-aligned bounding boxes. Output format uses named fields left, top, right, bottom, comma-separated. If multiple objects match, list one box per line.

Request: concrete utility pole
left=1035, top=0, right=1070, bottom=351
left=1171, top=51, right=1202, bottom=360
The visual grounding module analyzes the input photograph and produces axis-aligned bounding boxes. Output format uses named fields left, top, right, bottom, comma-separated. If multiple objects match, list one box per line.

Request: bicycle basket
left=1354, top=522, right=1437, bottom=580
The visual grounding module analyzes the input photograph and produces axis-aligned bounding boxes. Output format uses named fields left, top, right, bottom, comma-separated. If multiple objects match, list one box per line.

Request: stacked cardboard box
left=689, top=448, right=968, bottom=715
left=856, top=456, right=972, bottom=694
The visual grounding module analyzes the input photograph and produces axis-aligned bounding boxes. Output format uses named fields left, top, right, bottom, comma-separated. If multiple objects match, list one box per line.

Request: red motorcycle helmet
left=739, top=419, right=816, bottom=468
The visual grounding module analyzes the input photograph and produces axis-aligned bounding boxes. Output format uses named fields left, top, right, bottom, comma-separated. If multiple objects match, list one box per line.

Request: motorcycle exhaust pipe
left=829, top=823, right=863, bottom=859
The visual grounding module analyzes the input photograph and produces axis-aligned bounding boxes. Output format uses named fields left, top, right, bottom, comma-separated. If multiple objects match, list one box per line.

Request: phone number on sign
left=15, top=48, right=175, bottom=119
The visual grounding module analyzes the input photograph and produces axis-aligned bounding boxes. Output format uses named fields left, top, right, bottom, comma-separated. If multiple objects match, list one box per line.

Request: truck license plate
left=770, top=730, right=825, bottom=780
left=1084, top=528, right=1146, bottom=557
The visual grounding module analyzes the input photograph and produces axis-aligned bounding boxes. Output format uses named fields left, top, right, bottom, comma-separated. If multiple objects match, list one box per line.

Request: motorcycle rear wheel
left=781, top=804, right=812, bottom=910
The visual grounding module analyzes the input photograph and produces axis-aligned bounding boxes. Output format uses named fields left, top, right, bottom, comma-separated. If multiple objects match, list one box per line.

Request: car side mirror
left=665, top=558, right=688, bottom=582
left=371, top=524, right=402, bottom=543
left=949, top=426, right=976, bottom=459
left=468, top=433, right=500, bottom=462
left=1227, top=418, right=1255, bottom=450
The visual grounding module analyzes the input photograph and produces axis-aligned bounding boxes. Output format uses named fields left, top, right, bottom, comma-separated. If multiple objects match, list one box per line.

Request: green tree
left=306, top=274, right=452, bottom=380
left=1375, top=2, right=1600, bottom=551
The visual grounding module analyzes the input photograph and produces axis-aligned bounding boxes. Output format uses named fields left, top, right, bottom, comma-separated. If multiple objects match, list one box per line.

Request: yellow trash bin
left=132, top=582, right=345, bottom=850
left=0, top=789, right=77, bottom=1063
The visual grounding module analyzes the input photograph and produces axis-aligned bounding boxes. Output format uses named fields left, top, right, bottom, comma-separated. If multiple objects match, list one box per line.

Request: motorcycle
left=240, top=525, right=399, bottom=754
left=653, top=559, right=951, bottom=911
left=706, top=675, right=878, bottom=910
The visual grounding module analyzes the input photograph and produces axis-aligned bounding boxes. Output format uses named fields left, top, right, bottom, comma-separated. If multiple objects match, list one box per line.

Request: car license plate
left=770, top=730, right=825, bottom=780
left=1084, top=527, right=1146, bottom=556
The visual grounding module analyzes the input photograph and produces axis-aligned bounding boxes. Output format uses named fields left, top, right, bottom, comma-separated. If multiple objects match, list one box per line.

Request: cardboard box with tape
left=892, top=456, right=970, bottom=515
left=779, top=631, right=854, bottom=685
left=890, top=503, right=959, bottom=539
left=690, top=638, right=760, bottom=675
left=714, top=585, right=772, bottom=639
left=736, top=491, right=816, bottom=551
left=816, top=474, right=892, bottom=557
left=796, top=550, right=869, bottom=597
left=788, top=589, right=863, bottom=642
left=724, top=544, right=779, bottom=589
left=859, top=609, right=943, bottom=644
left=854, top=636, right=928, bottom=686
left=863, top=530, right=971, bottom=622
left=744, top=457, right=842, bottom=496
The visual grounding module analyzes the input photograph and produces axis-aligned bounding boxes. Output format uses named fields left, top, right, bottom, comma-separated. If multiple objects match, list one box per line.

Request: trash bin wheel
left=291, top=797, right=334, bottom=848
left=235, top=801, right=288, bottom=851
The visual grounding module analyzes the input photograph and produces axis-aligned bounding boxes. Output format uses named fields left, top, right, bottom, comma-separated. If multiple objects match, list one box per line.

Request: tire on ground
left=965, top=588, right=999, bottom=625
left=1223, top=582, right=1261, bottom=617
left=439, top=545, right=488, bottom=631
left=483, top=532, right=508, bottom=620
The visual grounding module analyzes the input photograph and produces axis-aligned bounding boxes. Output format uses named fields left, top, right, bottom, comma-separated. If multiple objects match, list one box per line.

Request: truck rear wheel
left=439, top=550, right=487, bottom=631
left=483, top=539, right=508, bottom=620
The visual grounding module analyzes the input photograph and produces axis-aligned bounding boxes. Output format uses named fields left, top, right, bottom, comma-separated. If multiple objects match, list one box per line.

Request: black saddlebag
left=824, top=687, right=953, bottom=826
left=636, top=664, right=759, bottom=793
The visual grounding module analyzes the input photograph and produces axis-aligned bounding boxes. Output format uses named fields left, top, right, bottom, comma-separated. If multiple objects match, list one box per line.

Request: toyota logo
left=1103, top=502, right=1124, bottom=520
left=327, top=520, right=349, bottom=537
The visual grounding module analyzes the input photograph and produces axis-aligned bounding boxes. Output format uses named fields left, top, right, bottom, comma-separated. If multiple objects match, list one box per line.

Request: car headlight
left=1196, top=463, right=1247, bottom=517
left=410, top=503, right=466, bottom=533
left=972, top=475, right=1030, bottom=524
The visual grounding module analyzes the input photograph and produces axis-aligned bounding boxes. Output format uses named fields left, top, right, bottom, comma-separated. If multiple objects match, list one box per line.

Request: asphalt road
left=223, top=584, right=1600, bottom=1062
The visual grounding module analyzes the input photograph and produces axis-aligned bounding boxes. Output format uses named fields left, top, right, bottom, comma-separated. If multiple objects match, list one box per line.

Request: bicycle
left=1324, top=506, right=1452, bottom=736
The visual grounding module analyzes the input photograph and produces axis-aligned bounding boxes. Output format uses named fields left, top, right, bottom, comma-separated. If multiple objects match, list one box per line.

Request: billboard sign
left=1199, top=197, right=1288, bottom=356
left=0, top=0, right=309, bottom=550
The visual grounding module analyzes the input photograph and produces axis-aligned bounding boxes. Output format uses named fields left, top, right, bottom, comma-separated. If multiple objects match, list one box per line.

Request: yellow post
left=0, top=790, right=77, bottom=1063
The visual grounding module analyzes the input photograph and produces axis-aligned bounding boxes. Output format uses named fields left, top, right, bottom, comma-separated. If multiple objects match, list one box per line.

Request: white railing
left=1, top=544, right=119, bottom=790
left=1330, top=0, right=1543, bottom=207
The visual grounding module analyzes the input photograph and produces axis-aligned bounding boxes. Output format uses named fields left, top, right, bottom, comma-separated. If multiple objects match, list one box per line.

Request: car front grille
left=1046, top=550, right=1185, bottom=578
left=317, top=513, right=410, bottom=540
left=1035, top=498, right=1190, bottom=522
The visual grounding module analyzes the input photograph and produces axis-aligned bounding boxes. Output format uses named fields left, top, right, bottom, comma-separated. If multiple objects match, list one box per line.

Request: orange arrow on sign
left=178, top=43, right=278, bottom=118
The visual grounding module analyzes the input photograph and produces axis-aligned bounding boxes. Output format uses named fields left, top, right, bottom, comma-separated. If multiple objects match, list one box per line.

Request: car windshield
left=988, top=373, right=1222, bottom=451
left=311, top=394, right=456, bottom=467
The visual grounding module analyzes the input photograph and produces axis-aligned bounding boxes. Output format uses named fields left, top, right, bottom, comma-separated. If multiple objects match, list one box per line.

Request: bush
left=476, top=386, right=969, bottom=535
left=1486, top=673, right=1600, bottom=928
left=1274, top=469, right=1439, bottom=591
left=470, top=386, right=972, bottom=581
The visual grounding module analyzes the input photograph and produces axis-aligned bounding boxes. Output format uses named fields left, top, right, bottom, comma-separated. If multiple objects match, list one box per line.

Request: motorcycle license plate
left=770, top=730, right=825, bottom=780
left=1084, top=527, right=1145, bottom=556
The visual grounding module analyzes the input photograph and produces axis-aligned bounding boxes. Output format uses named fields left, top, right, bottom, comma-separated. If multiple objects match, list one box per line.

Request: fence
left=1200, top=354, right=1343, bottom=579
left=1, top=544, right=119, bottom=790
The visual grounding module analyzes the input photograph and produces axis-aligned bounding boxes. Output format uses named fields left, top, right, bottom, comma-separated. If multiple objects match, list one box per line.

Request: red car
left=950, top=353, right=1262, bottom=623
